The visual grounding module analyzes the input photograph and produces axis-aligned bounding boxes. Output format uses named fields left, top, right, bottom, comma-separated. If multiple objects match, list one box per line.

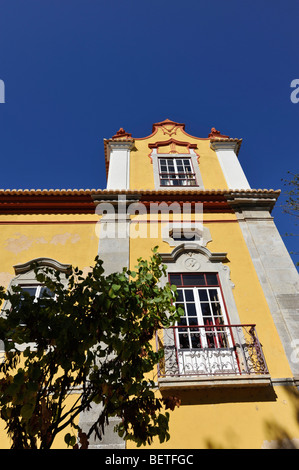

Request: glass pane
left=206, top=274, right=218, bottom=285
left=169, top=274, right=182, bottom=286
left=182, top=274, right=205, bottom=286
left=190, top=333, right=201, bottom=349
left=201, top=303, right=212, bottom=316
left=21, top=287, right=37, bottom=298
left=186, top=303, right=196, bottom=317
left=189, top=317, right=199, bottom=327
left=178, top=318, right=187, bottom=331
left=216, top=329, right=228, bottom=348
left=184, top=290, right=194, bottom=301
left=214, top=315, right=224, bottom=326
left=197, top=289, right=208, bottom=302
left=206, top=332, right=216, bottom=348
left=209, top=289, right=219, bottom=302
left=39, top=287, right=55, bottom=298
left=211, top=303, right=222, bottom=317
left=176, top=289, right=183, bottom=301
left=179, top=333, right=190, bottom=349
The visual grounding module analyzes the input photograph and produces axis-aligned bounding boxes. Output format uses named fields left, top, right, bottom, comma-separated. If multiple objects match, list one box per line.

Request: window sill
left=156, top=185, right=201, bottom=191
left=158, top=374, right=272, bottom=390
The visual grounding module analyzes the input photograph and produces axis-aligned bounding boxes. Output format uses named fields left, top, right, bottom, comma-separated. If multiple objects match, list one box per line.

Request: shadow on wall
left=161, top=385, right=299, bottom=449
left=161, top=385, right=277, bottom=407
left=262, top=385, right=299, bottom=449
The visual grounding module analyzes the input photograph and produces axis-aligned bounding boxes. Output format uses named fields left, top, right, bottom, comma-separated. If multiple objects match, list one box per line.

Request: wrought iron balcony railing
left=156, top=324, right=269, bottom=378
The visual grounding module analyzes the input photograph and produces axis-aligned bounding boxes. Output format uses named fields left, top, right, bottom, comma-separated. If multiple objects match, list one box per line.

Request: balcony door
left=169, top=273, right=240, bottom=376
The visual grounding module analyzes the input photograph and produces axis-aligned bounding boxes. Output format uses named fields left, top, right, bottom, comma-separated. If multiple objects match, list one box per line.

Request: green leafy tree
left=0, top=249, right=181, bottom=449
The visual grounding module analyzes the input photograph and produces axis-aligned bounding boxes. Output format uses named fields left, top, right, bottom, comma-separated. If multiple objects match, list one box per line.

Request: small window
left=20, top=285, right=55, bottom=302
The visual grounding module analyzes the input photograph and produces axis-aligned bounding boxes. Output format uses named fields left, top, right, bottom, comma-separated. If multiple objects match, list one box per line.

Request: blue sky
left=0, top=0, right=298, bottom=267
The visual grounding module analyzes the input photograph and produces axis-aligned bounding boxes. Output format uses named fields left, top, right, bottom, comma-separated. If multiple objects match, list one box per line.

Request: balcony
left=156, top=324, right=271, bottom=389
left=159, top=172, right=197, bottom=187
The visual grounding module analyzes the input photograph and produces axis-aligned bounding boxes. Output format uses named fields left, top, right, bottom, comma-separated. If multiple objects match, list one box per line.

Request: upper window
left=159, top=157, right=197, bottom=187
left=151, top=150, right=204, bottom=191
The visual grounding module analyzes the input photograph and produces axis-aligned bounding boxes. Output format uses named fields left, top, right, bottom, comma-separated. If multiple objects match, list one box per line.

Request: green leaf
left=20, top=403, right=35, bottom=420
left=64, top=433, right=76, bottom=447
left=112, top=284, right=121, bottom=292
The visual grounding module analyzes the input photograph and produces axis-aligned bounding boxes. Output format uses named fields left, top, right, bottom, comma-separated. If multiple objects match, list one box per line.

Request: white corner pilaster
left=210, top=141, right=250, bottom=190
left=106, top=141, right=134, bottom=190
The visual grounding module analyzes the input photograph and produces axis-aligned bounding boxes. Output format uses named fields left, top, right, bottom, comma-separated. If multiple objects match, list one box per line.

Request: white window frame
left=19, top=284, right=56, bottom=302
left=174, top=282, right=230, bottom=350
left=0, top=258, right=71, bottom=356
left=159, top=157, right=197, bottom=187
left=151, top=150, right=204, bottom=191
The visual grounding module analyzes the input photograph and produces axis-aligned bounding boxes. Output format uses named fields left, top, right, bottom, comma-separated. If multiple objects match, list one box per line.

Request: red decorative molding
left=148, top=138, right=197, bottom=151
left=111, top=128, right=132, bottom=140
left=151, top=119, right=186, bottom=136
left=208, top=127, right=229, bottom=139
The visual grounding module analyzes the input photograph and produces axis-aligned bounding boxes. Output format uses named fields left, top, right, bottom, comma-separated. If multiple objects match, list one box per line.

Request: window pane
left=176, top=289, right=183, bottom=301
left=212, top=303, right=222, bottom=317
left=169, top=274, right=182, bottom=286
left=179, top=333, right=190, bottom=349
left=208, top=289, right=219, bottom=302
left=190, top=333, right=201, bottom=348
left=201, top=303, right=211, bottom=316
left=206, top=274, right=218, bottom=285
left=184, top=290, right=194, bottom=301
left=21, top=287, right=38, bottom=298
left=197, top=289, right=208, bottom=302
left=189, top=317, right=199, bottom=327
left=186, top=303, right=196, bottom=317
left=182, top=274, right=205, bottom=286
left=39, top=287, right=55, bottom=298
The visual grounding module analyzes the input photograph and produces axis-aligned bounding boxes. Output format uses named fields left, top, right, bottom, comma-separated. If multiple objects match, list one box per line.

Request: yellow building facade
left=0, top=119, right=299, bottom=449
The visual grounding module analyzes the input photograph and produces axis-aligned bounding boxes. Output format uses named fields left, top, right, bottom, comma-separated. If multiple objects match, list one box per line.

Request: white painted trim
left=210, top=141, right=250, bottom=190
left=106, top=141, right=134, bottom=190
